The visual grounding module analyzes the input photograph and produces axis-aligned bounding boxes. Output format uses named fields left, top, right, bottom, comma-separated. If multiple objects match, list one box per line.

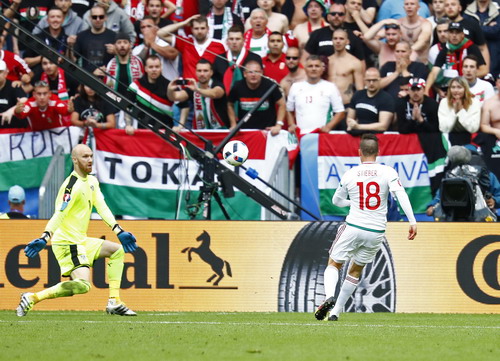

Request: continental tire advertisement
left=0, top=220, right=499, bottom=313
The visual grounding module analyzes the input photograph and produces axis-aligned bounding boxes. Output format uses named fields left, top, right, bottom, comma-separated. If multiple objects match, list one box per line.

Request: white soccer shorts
left=329, top=223, right=386, bottom=266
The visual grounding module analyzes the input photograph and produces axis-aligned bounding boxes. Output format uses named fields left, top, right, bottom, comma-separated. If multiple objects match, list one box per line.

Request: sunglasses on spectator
left=329, top=12, right=345, bottom=16
left=92, top=15, right=105, bottom=20
left=385, top=24, right=400, bottom=30
left=286, top=56, right=299, bottom=60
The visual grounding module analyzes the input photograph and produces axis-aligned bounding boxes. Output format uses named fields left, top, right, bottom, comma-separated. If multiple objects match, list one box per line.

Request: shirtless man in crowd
left=280, top=46, right=307, bottom=96
left=327, top=28, right=364, bottom=105
left=397, top=0, right=432, bottom=64
left=245, top=0, right=289, bottom=33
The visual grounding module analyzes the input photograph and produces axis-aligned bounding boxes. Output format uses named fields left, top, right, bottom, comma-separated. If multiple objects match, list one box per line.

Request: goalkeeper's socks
left=324, top=265, right=339, bottom=299
left=34, top=279, right=91, bottom=301
left=331, top=275, right=359, bottom=317
left=107, top=247, right=125, bottom=299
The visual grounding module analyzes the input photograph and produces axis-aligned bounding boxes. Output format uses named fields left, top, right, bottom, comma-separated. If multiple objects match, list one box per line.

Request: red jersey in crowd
left=0, top=50, right=31, bottom=82
left=262, top=53, right=289, bottom=83
left=16, top=94, right=70, bottom=131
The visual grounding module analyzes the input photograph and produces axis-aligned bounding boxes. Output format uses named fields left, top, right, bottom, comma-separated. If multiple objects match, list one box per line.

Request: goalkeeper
left=16, top=144, right=138, bottom=317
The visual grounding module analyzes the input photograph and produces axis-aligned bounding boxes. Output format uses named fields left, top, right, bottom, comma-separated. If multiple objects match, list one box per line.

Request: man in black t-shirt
left=304, top=3, right=365, bottom=63
left=72, top=4, right=116, bottom=72
left=227, top=60, right=285, bottom=135
left=380, top=41, right=429, bottom=98
left=347, top=67, right=395, bottom=134
left=205, top=0, right=243, bottom=42
left=0, top=60, right=28, bottom=128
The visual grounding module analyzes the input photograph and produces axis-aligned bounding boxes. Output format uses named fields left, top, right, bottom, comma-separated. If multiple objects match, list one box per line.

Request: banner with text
left=94, top=129, right=296, bottom=220
left=0, top=221, right=498, bottom=313
left=300, top=133, right=432, bottom=220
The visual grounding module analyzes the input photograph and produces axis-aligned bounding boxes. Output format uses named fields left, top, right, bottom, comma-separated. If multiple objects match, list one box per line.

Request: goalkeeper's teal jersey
left=45, top=171, right=117, bottom=245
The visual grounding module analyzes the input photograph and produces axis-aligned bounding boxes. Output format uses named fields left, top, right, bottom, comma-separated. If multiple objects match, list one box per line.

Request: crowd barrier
left=0, top=220, right=498, bottom=313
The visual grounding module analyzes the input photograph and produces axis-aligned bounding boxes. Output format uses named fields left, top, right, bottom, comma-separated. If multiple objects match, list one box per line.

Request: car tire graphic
left=278, top=222, right=397, bottom=313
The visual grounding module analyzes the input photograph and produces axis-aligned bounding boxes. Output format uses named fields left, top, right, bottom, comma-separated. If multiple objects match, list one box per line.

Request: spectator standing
left=464, top=0, right=500, bottom=77
left=23, top=7, right=70, bottom=70
left=462, top=55, right=495, bottom=104
left=206, top=0, right=243, bottom=42
left=286, top=55, right=345, bottom=134
left=376, top=0, right=430, bottom=22
left=346, top=68, right=395, bottom=134
left=0, top=60, right=28, bottom=129
left=71, top=84, right=116, bottom=143
left=168, top=59, right=229, bottom=130
left=380, top=41, right=429, bottom=98
left=427, top=0, right=446, bottom=29
left=342, top=0, right=377, bottom=31
left=438, top=76, right=481, bottom=145
left=132, top=16, right=179, bottom=81
left=227, top=59, right=285, bottom=134
left=72, top=4, right=117, bottom=72
left=327, top=28, right=364, bottom=106
left=213, top=25, right=262, bottom=94
left=262, top=32, right=289, bottom=83
left=425, top=22, right=486, bottom=97
left=0, top=185, right=29, bottom=219
left=127, top=55, right=181, bottom=133
left=280, top=46, right=307, bottom=97
left=245, top=0, right=289, bottom=34
left=363, top=20, right=416, bottom=67
left=38, top=57, right=79, bottom=101
left=14, top=81, right=73, bottom=131
left=443, top=0, right=490, bottom=73
left=0, top=48, right=32, bottom=92
left=293, top=0, right=328, bottom=53
left=243, top=8, right=272, bottom=57
left=396, top=77, right=440, bottom=133
left=82, top=0, right=136, bottom=43
left=158, top=15, right=226, bottom=79
left=304, top=3, right=365, bottom=65
left=133, top=0, right=173, bottom=44
left=34, top=0, right=84, bottom=36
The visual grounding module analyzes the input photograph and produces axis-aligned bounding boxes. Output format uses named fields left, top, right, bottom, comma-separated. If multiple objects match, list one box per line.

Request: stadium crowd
left=1, top=0, right=500, bottom=216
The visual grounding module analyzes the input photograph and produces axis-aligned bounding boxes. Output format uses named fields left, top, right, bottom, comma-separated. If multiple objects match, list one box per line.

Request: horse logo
left=181, top=230, right=232, bottom=286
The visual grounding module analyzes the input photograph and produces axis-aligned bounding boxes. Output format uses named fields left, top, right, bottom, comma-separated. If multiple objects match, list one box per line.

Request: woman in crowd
left=438, top=76, right=481, bottom=145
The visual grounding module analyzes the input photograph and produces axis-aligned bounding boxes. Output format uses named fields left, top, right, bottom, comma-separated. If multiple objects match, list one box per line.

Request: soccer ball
left=223, top=140, right=249, bottom=167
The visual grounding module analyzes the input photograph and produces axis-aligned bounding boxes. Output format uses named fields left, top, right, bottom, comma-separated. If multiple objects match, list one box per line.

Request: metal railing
left=38, top=146, right=66, bottom=219
left=264, top=147, right=295, bottom=220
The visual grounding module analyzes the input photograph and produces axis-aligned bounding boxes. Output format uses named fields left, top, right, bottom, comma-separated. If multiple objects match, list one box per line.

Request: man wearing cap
left=396, top=77, right=439, bottom=133
left=0, top=185, right=29, bottom=219
left=0, top=60, right=29, bottom=129
left=443, top=0, right=490, bottom=73
left=293, top=0, right=328, bottom=52
left=380, top=40, right=429, bottom=98
left=425, top=21, right=487, bottom=97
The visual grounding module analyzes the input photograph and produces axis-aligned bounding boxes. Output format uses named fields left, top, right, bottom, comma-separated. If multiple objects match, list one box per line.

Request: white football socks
left=332, top=275, right=359, bottom=317
left=323, top=265, right=339, bottom=299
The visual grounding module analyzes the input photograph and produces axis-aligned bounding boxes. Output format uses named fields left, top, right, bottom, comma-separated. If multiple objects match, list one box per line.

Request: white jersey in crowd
left=333, top=162, right=416, bottom=232
left=469, top=79, right=495, bottom=105
left=286, top=79, right=345, bottom=134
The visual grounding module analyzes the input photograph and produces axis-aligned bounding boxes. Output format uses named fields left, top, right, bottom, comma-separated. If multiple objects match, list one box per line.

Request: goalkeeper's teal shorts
left=52, top=237, right=104, bottom=276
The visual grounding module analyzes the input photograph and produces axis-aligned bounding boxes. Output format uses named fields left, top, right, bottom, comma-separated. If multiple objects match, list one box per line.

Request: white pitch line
left=1, top=319, right=499, bottom=330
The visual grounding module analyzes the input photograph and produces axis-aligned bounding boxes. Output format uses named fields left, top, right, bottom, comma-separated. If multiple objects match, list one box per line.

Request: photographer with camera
left=426, top=145, right=500, bottom=221
left=167, top=59, right=229, bottom=130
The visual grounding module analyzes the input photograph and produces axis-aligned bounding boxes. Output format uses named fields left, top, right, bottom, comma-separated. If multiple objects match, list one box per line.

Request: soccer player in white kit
left=315, top=134, right=417, bottom=321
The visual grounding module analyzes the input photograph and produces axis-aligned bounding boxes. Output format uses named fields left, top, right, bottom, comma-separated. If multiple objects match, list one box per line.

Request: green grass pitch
left=0, top=311, right=499, bottom=361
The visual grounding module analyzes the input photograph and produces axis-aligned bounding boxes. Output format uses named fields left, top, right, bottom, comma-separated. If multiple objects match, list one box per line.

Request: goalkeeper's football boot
left=315, top=296, right=336, bottom=321
left=106, top=298, right=137, bottom=316
left=16, top=293, right=35, bottom=317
